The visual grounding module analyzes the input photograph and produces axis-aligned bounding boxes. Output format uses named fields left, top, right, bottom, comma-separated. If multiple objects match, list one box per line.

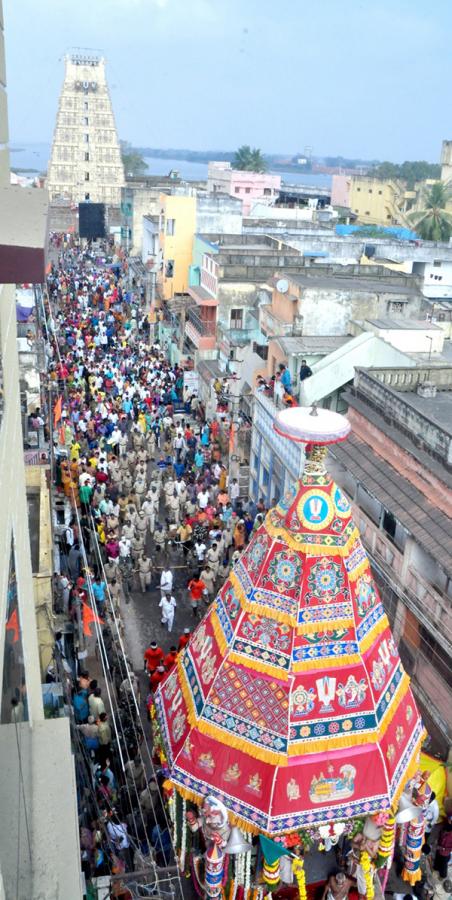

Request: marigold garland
left=292, top=857, right=307, bottom=900
left=360, top=850, right=375, bottom=900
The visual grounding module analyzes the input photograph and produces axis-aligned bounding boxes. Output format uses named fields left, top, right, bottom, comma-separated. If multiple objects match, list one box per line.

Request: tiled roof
left=330, top=433, right=452, bottom=573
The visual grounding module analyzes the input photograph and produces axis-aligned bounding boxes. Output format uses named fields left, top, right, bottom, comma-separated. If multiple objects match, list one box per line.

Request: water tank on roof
left=364, top=244, right=376, bottom=258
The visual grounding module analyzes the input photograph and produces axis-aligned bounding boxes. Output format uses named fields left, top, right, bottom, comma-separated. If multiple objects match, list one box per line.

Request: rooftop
left=365, top=317, right=443, bottom=331
left=274, top=335, right=350, bottom=355
left=288, top=269, right=421, bottom=295
left=402, top=388, right=452, bottom=434
left=330, top=433, right=452, bottom=574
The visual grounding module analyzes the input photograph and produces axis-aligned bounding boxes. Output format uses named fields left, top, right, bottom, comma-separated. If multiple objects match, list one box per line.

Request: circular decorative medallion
left=298, top=489, right=334, bottom=531
left=334, top=486, right=351, bottom=518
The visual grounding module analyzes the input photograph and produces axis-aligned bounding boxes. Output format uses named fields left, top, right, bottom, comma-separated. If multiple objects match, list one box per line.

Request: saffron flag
left=54, top=395, right=63, bottom=426
left=229, top=422, right=235, bottom=455
left=82, top=602, right=104, bottom=638
left=6, top=608, right=19, bottom=642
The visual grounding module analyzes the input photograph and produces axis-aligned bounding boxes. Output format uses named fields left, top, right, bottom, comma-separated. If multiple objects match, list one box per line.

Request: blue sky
left=3, top=0, right=451, bottom=161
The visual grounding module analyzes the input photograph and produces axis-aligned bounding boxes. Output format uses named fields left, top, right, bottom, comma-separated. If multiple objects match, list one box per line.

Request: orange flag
left=6, top=608, right=19, bottom=642
left=229, top=422, right=235, bottom=455
left=82, top=602, right=104, bottom=638
left=54, top=395, right=63, bottom=426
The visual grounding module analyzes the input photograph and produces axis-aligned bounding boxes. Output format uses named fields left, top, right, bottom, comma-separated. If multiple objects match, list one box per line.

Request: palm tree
left=409, top=182, right=452, bottom=241
left=233, top=145, right=267, bottom=172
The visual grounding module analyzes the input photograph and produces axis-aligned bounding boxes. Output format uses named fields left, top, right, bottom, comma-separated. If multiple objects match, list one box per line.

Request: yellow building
left=349, top=175, right=416, bottom=226
left=158, top=193, right=197, bottom=300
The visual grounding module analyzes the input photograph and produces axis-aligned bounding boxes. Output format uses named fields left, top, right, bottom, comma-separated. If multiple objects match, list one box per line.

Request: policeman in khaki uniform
left=138, top=554, right=152, bottom=593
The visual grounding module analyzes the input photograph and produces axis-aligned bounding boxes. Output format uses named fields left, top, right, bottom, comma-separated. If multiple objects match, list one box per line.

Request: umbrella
left=155, top=408, right=424, bottom=835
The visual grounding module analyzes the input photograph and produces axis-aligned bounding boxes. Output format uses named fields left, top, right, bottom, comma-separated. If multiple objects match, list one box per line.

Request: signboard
left=183, top=370, right=199, bottom=397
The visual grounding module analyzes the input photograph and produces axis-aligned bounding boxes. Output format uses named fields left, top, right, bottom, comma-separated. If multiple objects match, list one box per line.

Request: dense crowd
left=44, top=237, right=266, bottom=881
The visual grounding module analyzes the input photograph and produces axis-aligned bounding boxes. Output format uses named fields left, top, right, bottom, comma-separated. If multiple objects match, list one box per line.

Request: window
left=368, top=188, right=373, bottom=193
left=378, top=189, right=383, bottom=195
left=433, top=260, right=441, bottom=267
left=85, top=193, right=90, bottom=200
left=262, top=467, right=270, bottom=487
left=387, top=300, right=404, bottom=315
left=357, top=187, right=361, bottom=192
left=85, top=172, right=90, bottom=181
left=235, top=187, right=240, bottom=193
left=365, top=211, right=370, bottom=215
left=84, top=117, right=89, bottom=125
left=84, top=133, right=89, bottom=142
left=166, top=218, right=175, bottom=236
left=84, top=101, right=89, bottom=111
left=165, top=260, right=174, bottom=278
left=85, top=152, right=89, bottom=161
left=1, top=541, right=28, bottom=723
left=245, top=187, right=251, bottom=194
left=230, top=308, right=244, bottom=329
left=263, top=188, right=271, bottom=196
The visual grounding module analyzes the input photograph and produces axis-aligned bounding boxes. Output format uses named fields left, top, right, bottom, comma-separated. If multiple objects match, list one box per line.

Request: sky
left=3, top=0, right=452, bottom=162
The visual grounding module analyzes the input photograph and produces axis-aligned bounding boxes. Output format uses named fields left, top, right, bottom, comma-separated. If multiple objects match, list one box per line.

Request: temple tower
left=47, top=52, right=125, bottom=205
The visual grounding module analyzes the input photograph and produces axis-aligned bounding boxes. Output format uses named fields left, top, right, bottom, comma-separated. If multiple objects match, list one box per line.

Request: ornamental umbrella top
left=155, top=407, right=424, bottom=835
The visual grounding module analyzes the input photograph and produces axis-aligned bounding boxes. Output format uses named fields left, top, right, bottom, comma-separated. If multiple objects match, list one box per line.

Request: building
left=328, top=366, right=452, bottom=758
left=47, top=53, right=124, bottom=206
left=183, top=234, right=308, bottom=364
left=157, top=191, right=197, bottom=300
left=0, top=8, right=81, bottom=896
left=348, top=174, right=419, bottom=226
left=259, top=266, right=424, bottom=339
left=207, top=161, right=281, bottom=215
left=440, top=139, right=452, bottom=184
left=122, top=172, right=182, bottom=254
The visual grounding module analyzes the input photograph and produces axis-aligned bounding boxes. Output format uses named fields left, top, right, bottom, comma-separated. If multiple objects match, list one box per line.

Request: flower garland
left=376, top=814, right=395, bottom=869
left=180, top=797, right=187, bottom=872
left=244, top=834, right=252, bottom=895
left=168, top=791, right=177, bottom=849
left=360, top=850, right=375, bottom=900
left=292, top=857, right=307, bottom=900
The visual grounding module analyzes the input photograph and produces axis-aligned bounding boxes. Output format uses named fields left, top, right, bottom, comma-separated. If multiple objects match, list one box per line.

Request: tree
left=233, top=145, right=267, bottom=172
left=120, top=141, right=148, bottom=177
left=373, top=160, right=441, bottom=188
left=408, top=182, right=452, bottom=242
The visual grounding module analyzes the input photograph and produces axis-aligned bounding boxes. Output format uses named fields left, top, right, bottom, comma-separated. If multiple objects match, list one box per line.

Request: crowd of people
left=44, top=237, right=266, bottom=883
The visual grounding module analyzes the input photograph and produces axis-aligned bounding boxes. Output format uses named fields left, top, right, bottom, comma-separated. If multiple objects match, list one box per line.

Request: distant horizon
left=7, top=140, right=442, bottom=167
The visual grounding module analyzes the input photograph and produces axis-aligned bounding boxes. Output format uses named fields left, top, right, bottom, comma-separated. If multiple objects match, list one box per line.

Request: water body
left=142, top=154, right=332, bottom=188
left=8, top=143, right=331, bottom=188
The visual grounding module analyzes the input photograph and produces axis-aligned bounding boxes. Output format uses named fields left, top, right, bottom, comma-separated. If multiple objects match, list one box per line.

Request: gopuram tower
left=47, top=52, right=125, bottom=206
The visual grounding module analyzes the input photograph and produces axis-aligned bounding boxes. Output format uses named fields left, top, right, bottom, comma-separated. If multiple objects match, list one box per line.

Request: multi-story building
left=347, top=174, right=426, bottom=227
left=207, top=161, right=281, bottom=215
left=328, top=366, right=452, bottom=758
left=157, top=192, right=197, bottom=300
left=0, top=8, right=81, bottom=896
left=47, top=53, right=124, bottom=206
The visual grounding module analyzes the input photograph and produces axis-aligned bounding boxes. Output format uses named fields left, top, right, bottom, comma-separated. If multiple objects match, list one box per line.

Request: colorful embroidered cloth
left=155, top=464, right=424, bottom=834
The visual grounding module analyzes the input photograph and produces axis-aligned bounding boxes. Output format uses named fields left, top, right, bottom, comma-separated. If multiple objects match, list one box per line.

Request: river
left=9, top=142, right=331, bottom=188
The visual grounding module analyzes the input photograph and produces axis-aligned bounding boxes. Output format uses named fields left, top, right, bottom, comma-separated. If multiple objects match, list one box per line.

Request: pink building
left=208, top=161, right=281, bottom=215
left=331, top=174, right=351, bottom=208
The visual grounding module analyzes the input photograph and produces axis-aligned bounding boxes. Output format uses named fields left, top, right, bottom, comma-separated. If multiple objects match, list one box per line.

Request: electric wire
left=44, top=251, right=184, bottom=893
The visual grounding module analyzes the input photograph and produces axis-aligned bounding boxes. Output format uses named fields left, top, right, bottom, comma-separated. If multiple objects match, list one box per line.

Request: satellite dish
left=276, top=278, right=289, bottom=294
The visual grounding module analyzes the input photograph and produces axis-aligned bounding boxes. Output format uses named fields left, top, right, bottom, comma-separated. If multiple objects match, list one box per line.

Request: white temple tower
left=47, top=52, right=125, bottom=205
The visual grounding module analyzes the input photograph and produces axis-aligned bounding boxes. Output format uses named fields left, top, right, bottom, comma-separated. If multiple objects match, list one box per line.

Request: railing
left=187, top=307, right=216, bottom=336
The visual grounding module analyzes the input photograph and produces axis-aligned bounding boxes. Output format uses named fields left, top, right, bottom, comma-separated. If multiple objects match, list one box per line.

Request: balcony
left=185, top=308, right=217, bottom=351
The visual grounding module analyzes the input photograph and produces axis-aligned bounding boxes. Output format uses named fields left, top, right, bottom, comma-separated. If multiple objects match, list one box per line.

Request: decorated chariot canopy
left=155, top=407, right=424, bottom=836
